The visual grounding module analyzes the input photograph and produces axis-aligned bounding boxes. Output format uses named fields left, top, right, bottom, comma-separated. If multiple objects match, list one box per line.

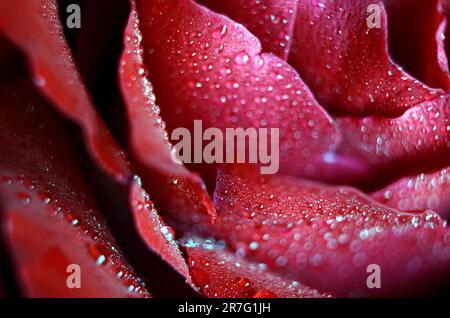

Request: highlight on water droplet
left=212, top=25, right=227, bottom=39
left=252, top=289, right=277, bottom=298
left=235, top=51, right=250, bottom=65
left=17, top=192, right=31, bottom=205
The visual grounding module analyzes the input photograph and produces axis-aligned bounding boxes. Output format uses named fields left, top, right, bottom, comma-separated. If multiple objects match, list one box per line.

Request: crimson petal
left=197, top=0, right=298, bottom=59
left=439, top=0, right=450, bottom=79
left=202, top=165, right=450, bottom=297
left=120, top=3, right=216, bottom=224
left=384, top=0, right=450, bottom=90
left=180, top=235, right=329, bottom=298
left=134, top=0, right=340, bottom=178
left=371, top=167, right=450, bottom=219
left=0, top=0, right=130, bottom=181
left=129, top=176, right=194, bottom=288
left=0, top=80, right=149, bottom=297
left=288, top=0, right=442, bottom=116
left=336, top=96, right=450, bottom=186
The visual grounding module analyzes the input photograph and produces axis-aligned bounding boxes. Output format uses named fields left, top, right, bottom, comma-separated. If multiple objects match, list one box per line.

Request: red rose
left=0, top=0, right=448, bottom=298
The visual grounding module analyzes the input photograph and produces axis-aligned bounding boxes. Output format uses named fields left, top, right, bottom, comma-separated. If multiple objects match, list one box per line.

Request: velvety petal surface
left=384, top=0, right=450, bottom=90
left=197, top=0, right=298, bottom=59
left=336, top=96, right=450, bottom=187
left=0, top=0, right=130, bottom=181
left=200, top=165, right=450, bottom=297
left=180, top=235, right=328, bottom=298
left=0, top=80, right=149, bottom=297
left=120, top=3, right=216, bottom=224
left=371, top=167, right=450, bottom=219
left=288, top=0, right=442, bottom=116
left=134, top=0, right=341, bottom=178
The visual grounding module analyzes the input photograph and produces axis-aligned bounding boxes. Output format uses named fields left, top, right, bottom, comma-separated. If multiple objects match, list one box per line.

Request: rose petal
left=336, top=95, right=450, bottom=187
left=0, top=80, right=149, bottom=297
left=134, top=0, right=340, bottom=178
left=0, top=0, right=130, bottom=181
left=129, top=176, right=194, bottom=288
left=197, top=0, right=298, bottom=59
left=288, top=0, right=442, bottom=116
left=120, top=3, right=216, bottom=224
left=200, top=165, right=450, bottom=297
left=384, top=0, right=450, bottom=90
left=180, top=235, right=329, bottom=298
left=439, top=0, right=450, bottom=75
left=371, top=167, right=450, bottom=219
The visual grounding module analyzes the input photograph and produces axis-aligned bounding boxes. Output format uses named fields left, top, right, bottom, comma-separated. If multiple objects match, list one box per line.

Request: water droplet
left=191, top=267, right=209, bottom=289
left=162, top=225, right=176, bottom=241
left=96, top=254, right=106, bottom=266
left=89, top=243, right=107, bottom=266
left=234, top=51, right=250, bottom=65
left=252, top=289, right=277, bottom=298
left=18, top=192, right=31, bottom=205
left=249, top=242, right=259, bottom=250
left=238, top=278, right=251, bottom=288
left=1, top=176, right=13, bottom=186
left=212, top=25, right=227, bottom=39
left=33, top=75, right=46, bottom=87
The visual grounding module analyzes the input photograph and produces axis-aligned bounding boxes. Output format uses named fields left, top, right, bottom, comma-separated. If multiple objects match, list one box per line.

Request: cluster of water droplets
left=120, top=9, right=174, bottom=152
left=373, top=167, right=450, bottom=213
left=207, top=169, right=449, bottom=290
left=0, top=174, right=147, bottom=296
left=180, top=236, right=325, bottom=297
left=132, top=176, right=180, bottom=246
left=339, top=96, right=450, bottom=165
left=198, top=0, right=296, bottom=58
left=140, top=5, right=340, bottom=173
left=290, top=0, right=440, bottom=115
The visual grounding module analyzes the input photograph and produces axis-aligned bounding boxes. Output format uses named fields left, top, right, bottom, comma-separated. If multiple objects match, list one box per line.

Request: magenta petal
left=336, top=96, right=450, bottom=184
left=181, top=235, right=329, bottom=298
left=384, top=0, right=450, bottom=90
left=289, top=0, right=443, bottom=116
left=133, top=0, right=340, bottom=178
left=0, top=80, right=149, bottom=297
left=371, top=167, right=450, bottom=218
left=202, top=165, right=450, bottom=297
left=197, top=0, right=298, bottom=59
left=0, top=0, right=130, bottom=181
left=120, top=2, right=216, bottom=224
left=129, top=177, right=195, bottom=288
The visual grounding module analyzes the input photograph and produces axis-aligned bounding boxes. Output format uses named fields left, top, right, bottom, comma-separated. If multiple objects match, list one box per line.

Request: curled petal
left=181, top=235, right=328, bottom=298
left=384, top=0, right=450, bottom=90
left=0, top=0, right=130, bottom=181
left=336, top=96, right=450, bottom=186
left=197, top=0, right=298, bottom=59
left=202, top=165, right=450, bottom=297
left=0, top=80, right=149, bottom=297
left=129, top=177, right=194, bottom=288
left=371, top=167, right=450, bottom=219
left=134, top=0, right=340, bottom=178
left=289, top=0, right=442, bottom=116
left=120, top=3, right=216, bottom=224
